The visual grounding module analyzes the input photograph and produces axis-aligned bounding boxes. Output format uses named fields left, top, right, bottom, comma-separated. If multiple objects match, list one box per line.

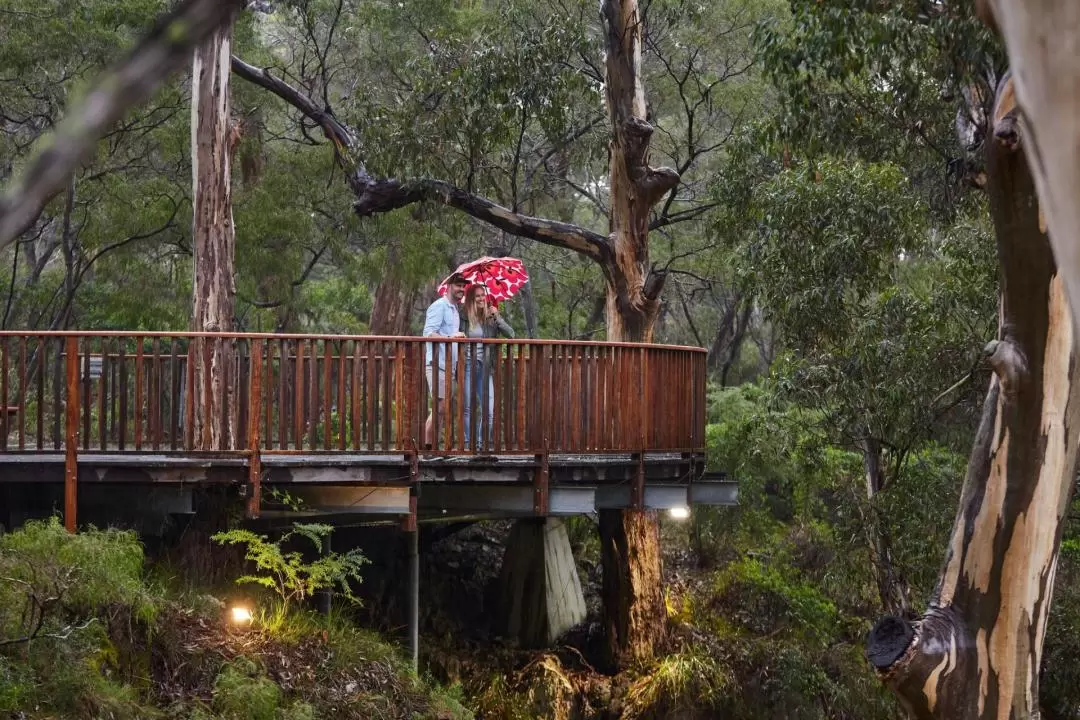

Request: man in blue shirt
left=423, top=274, right=467, bottom=448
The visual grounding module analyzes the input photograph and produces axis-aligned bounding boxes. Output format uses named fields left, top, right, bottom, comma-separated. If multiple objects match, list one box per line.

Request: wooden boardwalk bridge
left=0, top=330, right=736, bottom=661
left=0, top=331, right=734, bottom=533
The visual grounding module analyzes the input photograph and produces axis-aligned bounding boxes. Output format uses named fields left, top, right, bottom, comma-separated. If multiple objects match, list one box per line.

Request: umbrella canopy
left=437, top=256, right=529, bottom=304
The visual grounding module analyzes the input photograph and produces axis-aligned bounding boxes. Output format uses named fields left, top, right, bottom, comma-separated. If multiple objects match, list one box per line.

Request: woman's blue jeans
left=463, top=358, right=493, bottom=449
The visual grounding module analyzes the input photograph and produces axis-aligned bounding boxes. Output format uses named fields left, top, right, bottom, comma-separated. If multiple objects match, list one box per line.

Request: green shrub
left=0, top=516, right=158, bottom=630
left=213, top=658, right=282, bottom=720
left=212, top=523, right=368, bottom=612
left=712, top=557, right=839, bottom=645
left=0, top=517, right=160, bottom=718
left=623, top=650, right=736, bottom=719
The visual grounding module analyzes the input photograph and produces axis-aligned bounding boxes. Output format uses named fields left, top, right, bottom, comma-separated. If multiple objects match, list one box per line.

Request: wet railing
left=0, top=332, right=707, bottom=457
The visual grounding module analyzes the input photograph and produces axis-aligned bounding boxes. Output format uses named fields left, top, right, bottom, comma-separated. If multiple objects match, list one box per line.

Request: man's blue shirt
left=423, top=296, right=460, bottom=368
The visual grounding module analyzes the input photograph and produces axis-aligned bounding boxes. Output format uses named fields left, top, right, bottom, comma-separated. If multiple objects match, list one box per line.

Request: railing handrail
left=0, top=330, right=707, bottom=353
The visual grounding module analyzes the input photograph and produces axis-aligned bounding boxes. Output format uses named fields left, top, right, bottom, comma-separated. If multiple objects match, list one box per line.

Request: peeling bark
left=600, top=0, right=678, bottom=342
left=598, top=507, right=665, bottom=668
left=190, top=23, right=236, bottom=450
left=981, top=2, right=1080, bottom=332
left=594, top=0, right=679, bottom=666
left=868, top=74, right=1080, bottom=720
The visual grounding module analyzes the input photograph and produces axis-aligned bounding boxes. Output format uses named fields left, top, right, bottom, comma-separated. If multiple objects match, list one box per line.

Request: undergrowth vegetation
left=471, top=385, right=1080, bottom=719
left=0, top=518, right=470, bottom=720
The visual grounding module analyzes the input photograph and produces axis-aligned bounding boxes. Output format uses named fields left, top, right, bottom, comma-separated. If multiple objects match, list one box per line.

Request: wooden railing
left=0, top=332, right=707, bottom=457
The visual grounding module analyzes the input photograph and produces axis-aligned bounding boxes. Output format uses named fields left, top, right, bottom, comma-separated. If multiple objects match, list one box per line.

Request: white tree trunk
left=984, top=2, right=1080, bottom=332
left=190, top=23, right=236, bottom=450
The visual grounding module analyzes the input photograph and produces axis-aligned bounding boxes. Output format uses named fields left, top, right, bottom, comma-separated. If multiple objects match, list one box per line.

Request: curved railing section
left=0, top=332, right=706, bottom=456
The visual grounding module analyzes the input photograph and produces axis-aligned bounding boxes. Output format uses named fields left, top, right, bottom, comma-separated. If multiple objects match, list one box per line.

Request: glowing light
left=668, top=507, right=690, bottom=520
left=230, top=606, right=253, bottom=625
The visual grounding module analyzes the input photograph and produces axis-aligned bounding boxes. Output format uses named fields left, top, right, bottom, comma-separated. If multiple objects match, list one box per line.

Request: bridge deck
left=0, top=332, right=728, bottom=528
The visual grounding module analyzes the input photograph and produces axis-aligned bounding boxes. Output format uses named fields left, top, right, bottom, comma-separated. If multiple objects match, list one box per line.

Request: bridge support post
left=407, top=521, right=419, bottom=672
left=496, top=517, right=586, bottom=647
left=405, top=454, right=420, bottom=672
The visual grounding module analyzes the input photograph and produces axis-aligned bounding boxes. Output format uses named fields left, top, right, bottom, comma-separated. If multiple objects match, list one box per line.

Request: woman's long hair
left=463, top=285, right=487, bottom=330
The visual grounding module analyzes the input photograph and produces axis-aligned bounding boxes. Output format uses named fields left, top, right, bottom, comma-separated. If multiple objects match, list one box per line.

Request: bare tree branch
left=231, top=54, right=612, bottom=262
left=0, top=0, right=247, bottom=249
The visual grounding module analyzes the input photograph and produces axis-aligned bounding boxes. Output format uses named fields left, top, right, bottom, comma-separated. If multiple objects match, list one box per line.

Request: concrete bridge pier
left=496, top=517, right=586, bottom=647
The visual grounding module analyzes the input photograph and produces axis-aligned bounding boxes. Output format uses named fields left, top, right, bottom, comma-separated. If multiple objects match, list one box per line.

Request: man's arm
left=422, top=301, right=444, bottom=337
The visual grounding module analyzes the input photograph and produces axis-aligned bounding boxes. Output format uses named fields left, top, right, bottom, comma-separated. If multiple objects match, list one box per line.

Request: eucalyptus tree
left=226, top=0, right=772, bottom=664
left=756, top=1, right=1080, bottom=716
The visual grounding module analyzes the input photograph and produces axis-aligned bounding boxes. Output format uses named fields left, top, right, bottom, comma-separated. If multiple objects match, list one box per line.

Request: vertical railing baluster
left=98, top=339, right=108, bottom=451
left=514, top=344, right=525, bottom=451
left=184, top=338, right=195, bottom=450
left=17, top=336, right=26, bottom=450
left=169, top=339, right=180, bottom=450
left=109, top=340, right=119, bottom=448
left=393, top=340, right=403, bottom=451
left=431, top=342, right=442, bottom=452
left=455, top=340, right=465, bottom=453
left=1, top=337, right=9, bottom=451
left=351, top=339, right=362, bottom=450
left=441, top=341, right=452, bottom=451
left=277, top=340, right=287, bottom=449
left=81, top=337, right=91, bottom=451
left=338, top=340, right=347, bottom=452
left=135, top=337, right=144, bottom=450
left=52, top=338, right=62, bottom=450
left=290, top=339, right=301, bottom=450
left=222, top=338, right=235, bottom=450
left=64, top=336, right=79, bottom=531
left=264, top=341, right=275, bottom=450
left=322, top=339, right=332, bottom=451
left=237, top=339, right=249, bottom=453
left=366, top=340, right=377, bottom=451
left=118, top=341, right=128, bottom=450
left=36, top=336, right=45, bottom=450
left=492, top=342, right=502, bottom=453
left=247, top=338, right=263, bottom=517
left=381, top=342, right=392, bottom=452
left=151, top=338, right=162, bottom=450
left=308, top=339, right=319, bottom=450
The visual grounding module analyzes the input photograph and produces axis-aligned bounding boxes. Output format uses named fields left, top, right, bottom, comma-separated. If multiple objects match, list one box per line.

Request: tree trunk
left=598, top=509, right=665, bottom=668
left=190, top=23, right=236, bottom=450
left=369, top=246, right=417, bottom=336
left=981, top=1, right=1080, bottom=331
left=596, top=0, right=681, bottom=669
left=867, top=73, right=1080, bottom=719
left=519, top=278, right=539, bottom=338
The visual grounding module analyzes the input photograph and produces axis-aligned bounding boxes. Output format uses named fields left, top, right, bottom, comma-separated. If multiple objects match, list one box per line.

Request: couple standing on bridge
left=421, top=259, right=527, bottom=452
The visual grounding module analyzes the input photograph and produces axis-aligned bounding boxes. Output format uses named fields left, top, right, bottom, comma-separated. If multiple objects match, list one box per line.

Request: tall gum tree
left=191, top=17, right=238, bottom=449
left=233, top=0, right=678, bottom=664
left=866, top=72, right=1080, bottom=719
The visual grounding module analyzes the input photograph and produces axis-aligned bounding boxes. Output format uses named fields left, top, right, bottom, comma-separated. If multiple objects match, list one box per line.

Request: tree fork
left=597, top=0, right=679, bottom=666
left=867, top=73, right=1080, bottom=719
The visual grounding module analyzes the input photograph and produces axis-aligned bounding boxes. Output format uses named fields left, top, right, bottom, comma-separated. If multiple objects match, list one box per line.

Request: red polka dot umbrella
left=437, top=256, right=529, bottom=306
